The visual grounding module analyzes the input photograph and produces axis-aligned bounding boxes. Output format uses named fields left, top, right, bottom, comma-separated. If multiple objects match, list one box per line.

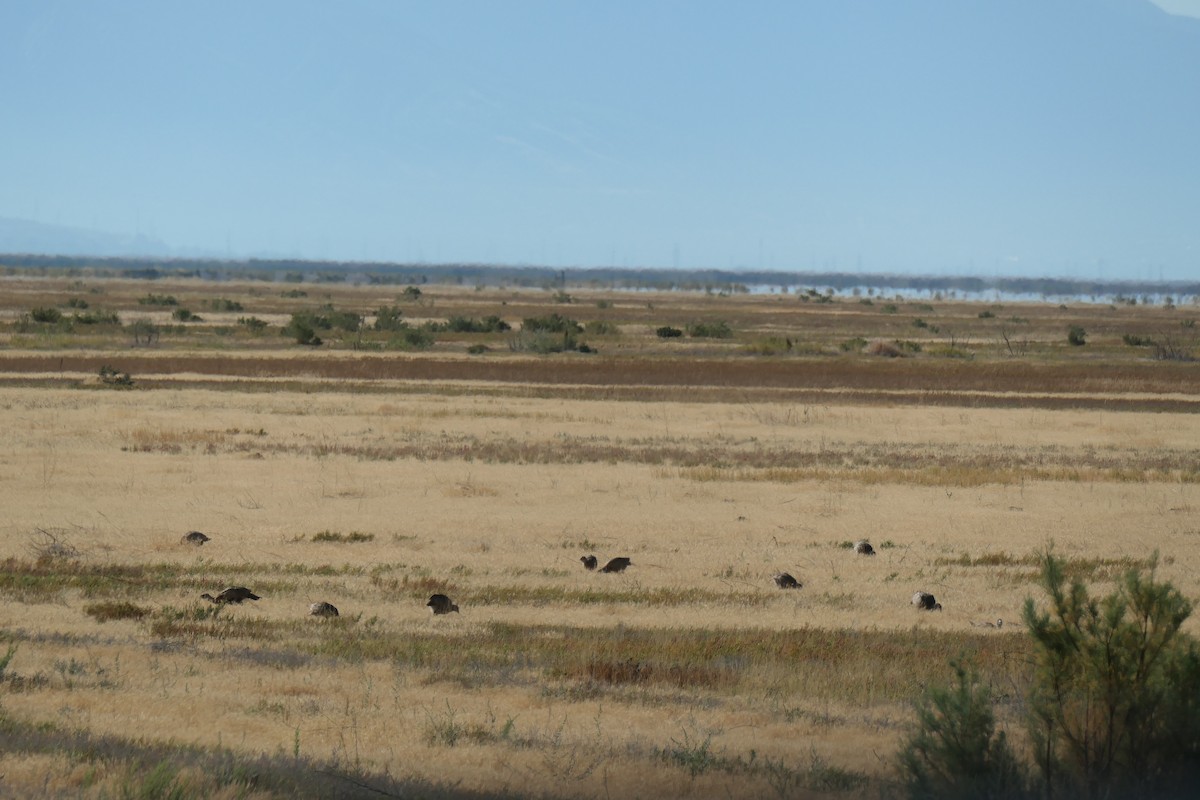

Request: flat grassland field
left=1, top=274, right=1198, bottom=799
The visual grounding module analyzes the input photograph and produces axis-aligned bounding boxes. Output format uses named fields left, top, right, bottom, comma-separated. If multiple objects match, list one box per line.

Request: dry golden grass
left=1, top=276, right=1198, bottom=798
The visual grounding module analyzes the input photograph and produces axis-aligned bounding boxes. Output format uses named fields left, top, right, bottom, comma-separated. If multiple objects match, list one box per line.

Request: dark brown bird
left=854, top=540, right=875, bottom=556
left=201, top=587, right=260, bottom=605
left=309, top=601, right=339, bottom=618
left=599, top=557, right=632, bottom=573
left=182, top=531, right=210, bottom=546
left=580, top=555, right=598, bottom=570
left=912, top=591, right=942, bottom=611
left=773, top=572, right=802, bottom=589
left=427, top=593, right=459, bottom=614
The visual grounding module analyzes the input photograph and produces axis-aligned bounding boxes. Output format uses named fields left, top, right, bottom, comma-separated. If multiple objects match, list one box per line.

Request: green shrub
left=388, top=328, right=434, bottom=350
left=1023, top=551, right=1200, bottom=798
left=1067, top=326, right=1087, bottom=346
left=401, top=285, right=423, bottom=301
left=373, top=305, right=407, bottom=332
left=237, top=316, right=268, bottom=332
left=687, top=320, right=733, bottom=338
left=326, top=308, right=362, bottom=332
left=137, top=293, right=178, bottom=306
left=978, top=310, right=995, bottom=319
left=912, top=317, right=940, bottom=333
left=129, top=318, right=158, bottom=346
left=899, top=551, right=1200, bottom=800
left=433, top=315, right=510, bottom=333
left=30, top=307, right=63, bottom=323
left=283, top=314, right=323, bottom=346
left=656, top=326, right=683, bottom=338
left=522, top=313, right=582, bottom=334
left=896, top=660, right=1027, bottom=800
left=172, top=308, right=201, bottom=322
left=840, top=337, right=868, bottom=352
left=67, top=297, right=89, bottom=309
left=73, top=310, right=120, bottom=325
left=205, top=298, right=244, bottom=312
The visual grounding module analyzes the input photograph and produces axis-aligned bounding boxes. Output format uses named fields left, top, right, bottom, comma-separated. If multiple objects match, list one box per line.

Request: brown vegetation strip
left=3, top=352, right=1199, bottom=410
left=125, top=430, right=1200, bottom=483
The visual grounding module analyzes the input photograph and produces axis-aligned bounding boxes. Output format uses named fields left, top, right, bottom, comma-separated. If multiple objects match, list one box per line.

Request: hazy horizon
left=2, top=0, right=1198, bottom=281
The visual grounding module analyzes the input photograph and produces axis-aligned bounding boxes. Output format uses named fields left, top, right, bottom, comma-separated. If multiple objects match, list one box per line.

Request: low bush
left=283, top=314, right=322, bottom=346
left=897, top=660, right=1027, bottom=800
left=372, top=305, right=406, bottom=331
left=137, top=293, right=178, bottom=306
left=429, top=315, right=511, bottom=333
left=205, top=298, right=244, bottom=311
left=897, top=550, right=1200, bottom=799
left=387, top=328, right=434, bottom=350
left=687, top=320, right=733, bottom=338
left=522, top=313, right=582, bottom=334
left=840, top=337, right=868, bottom=352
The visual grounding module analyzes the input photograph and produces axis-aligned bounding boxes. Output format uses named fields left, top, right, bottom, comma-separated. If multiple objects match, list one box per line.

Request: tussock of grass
left=84, top=601, right=150, bottom=622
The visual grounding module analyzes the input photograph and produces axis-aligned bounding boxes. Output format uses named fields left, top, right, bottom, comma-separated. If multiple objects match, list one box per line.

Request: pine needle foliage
left=897, top=660, right=1027, bottom=800
left=1022, top=550, right=1200, bottom=799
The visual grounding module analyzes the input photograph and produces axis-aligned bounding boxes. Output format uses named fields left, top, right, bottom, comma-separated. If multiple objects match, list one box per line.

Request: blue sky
left=1, top=0, right=1198, bottom=280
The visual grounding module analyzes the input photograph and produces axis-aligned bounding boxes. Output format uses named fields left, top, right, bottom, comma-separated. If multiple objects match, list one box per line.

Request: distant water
left=745, top=284, right=1199, bottom=306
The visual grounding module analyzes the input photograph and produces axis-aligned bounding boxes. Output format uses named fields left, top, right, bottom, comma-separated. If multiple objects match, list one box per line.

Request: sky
left=1, top=0, right=1198, bottom=280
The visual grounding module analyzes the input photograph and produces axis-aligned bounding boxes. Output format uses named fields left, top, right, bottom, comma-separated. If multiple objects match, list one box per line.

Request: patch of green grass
left=310, top=530, right=375, bottom=543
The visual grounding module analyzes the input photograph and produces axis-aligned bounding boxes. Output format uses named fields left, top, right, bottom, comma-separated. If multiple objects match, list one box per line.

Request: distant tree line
left=1, top=252, right=1197, bottom=300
